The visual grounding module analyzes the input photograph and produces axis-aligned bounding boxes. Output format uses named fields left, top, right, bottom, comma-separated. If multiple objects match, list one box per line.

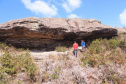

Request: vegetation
left=81, top=34, right=126, bottom=67
left=0, top=44, right=38, bottom=83
left=50, top=67, right=61, bottom=79
left=0, top=42, right=8, bottom=50
left=80, top=33, right=126, bottom=84
left=55, top=46, right=67, bottom=52
left=0, top=33, right=126, bottom=84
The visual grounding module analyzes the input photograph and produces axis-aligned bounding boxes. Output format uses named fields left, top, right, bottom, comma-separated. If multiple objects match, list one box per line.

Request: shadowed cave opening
left=0, top=26, right=118, bottom=51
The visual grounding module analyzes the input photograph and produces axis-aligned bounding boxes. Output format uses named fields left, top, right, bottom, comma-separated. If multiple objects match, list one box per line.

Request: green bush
left=0, top=48, right=16, bottom=75
left=81, top=55, right=97, bottom=67
left=0, top=48, right=38, bottom=81
left=89, top=39, right=103, bottom=54
left=88, top=38, right=120, bottom=54
left=107, top=39, right=119, bottom=50
left=0, top=42, right=8, bottom=50
left=82, top=50, right=126, bottom=67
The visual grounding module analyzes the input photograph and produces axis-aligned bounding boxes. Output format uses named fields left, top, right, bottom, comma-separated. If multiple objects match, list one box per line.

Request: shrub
left=0, top=42, right=8, bottom=50
left=21, top=51, right=38, bottom=80
left=106, top=49, right=126, bottom=64
left=50, top=67, right=61, bottom=79
left=81, top=54, right=97, bottom=67
left=0, top=48, right=38, bottom=81
left=81, top=48, right=126, bottom=67
left=0, top=48, right=16, bottom=75
left=42, top=71, right=50, bottom=82
left=107, top=39, right=119, bottom=50
left=101, top=71, right=124, bottom=84
left=0, top=73, right=8, bottom=84
left=119, top=39, right=126, bottom=52
left=88, top=38, right=120, bottom=54
left=55, top=46, right=67, bottom=52
left=89, top=39, right=103, bottom=54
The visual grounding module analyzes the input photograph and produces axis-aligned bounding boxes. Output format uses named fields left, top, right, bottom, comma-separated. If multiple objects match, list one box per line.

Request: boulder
left=0, top=17, right=117, bottom=49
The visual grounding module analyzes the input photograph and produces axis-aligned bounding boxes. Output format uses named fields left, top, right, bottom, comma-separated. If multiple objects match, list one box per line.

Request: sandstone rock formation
left=0, top=17, right=117, bottom=48
left=114, top=27, right=126, bottom=33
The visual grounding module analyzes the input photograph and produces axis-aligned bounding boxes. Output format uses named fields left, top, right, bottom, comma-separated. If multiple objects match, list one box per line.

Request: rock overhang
left=0, top=17, right=118, bottom=49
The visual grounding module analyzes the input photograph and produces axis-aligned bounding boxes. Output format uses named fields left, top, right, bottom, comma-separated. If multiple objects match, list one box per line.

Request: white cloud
left=120, top=9, right=126, bottom=25
left=62, top=0, right=82, bottom=12
left=21, top=0, right=57, bottom=17
left=68, top=14, right=80, bottom=18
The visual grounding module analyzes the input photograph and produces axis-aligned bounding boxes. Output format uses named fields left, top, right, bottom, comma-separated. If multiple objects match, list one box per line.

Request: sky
left=0, top=0, right=126, bottom=27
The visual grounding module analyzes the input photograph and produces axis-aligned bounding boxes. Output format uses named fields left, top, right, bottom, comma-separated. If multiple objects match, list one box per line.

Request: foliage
left=50, top=67, right=61, bottom=79
left=0, top=48, right=16, bottom=75
left=42, top=67, right=61, bottom=82
left=107, top=39, right=119, bottom=50
left=81, top=36, right=126, bottom=67
left=0, top=42, right=8, bottom=50
left=119, top=39, right=126, bottom=52
left=0, top=73, right=8, bottom=84
left=0, top=47, right=38, bottom=82
left=42, top=71, right=50, bottom=82
left=81, top=54, right=97, bottom=67
left=101, top=72, right=123, bottom=84
left=88, top=38, right=120, bottom=54
left=55, top=46, right=67, bottom=52
left=89, top=39, right=103, bottom=54
left=81, top=49, right=126, bottom=67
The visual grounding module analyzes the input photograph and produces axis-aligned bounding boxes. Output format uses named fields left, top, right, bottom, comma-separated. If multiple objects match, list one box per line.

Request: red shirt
left=73, top=43, right=78, bottom=49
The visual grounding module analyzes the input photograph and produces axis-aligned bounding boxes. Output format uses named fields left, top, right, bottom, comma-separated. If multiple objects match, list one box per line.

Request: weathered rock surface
left=114, top=27, right=126, bottom=33
left=0, top=17, right=117, bottom=48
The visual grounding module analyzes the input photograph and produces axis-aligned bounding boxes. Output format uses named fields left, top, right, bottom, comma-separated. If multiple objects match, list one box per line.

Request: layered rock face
left=0, top=17, right=117, bottom=48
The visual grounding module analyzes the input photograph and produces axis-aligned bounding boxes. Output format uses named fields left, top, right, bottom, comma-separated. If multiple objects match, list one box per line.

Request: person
left=73, top=41, right=78, bottom=57
left=81, top=40, right=86, bottom=52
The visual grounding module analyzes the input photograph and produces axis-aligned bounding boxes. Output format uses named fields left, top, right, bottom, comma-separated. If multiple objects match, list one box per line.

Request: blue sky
left=0, top=0, right=126, bottom=27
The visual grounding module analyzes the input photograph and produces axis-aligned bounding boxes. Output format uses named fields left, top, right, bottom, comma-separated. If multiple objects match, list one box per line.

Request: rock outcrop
left=0, top=17, right=117, bottom=48
left=114, top=27, right=126, bottom=33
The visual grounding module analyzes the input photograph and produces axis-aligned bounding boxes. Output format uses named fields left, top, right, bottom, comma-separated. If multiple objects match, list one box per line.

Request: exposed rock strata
left=0, top=17, right=117, bottom=48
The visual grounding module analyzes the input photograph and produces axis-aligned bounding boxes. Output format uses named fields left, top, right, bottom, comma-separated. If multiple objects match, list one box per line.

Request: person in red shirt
left=73, top=41, right=78, bottom=57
